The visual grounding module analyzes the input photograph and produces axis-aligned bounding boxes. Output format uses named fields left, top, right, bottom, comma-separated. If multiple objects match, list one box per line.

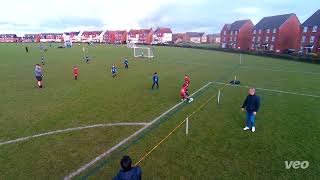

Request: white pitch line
left=64, top=82, right=212, bottom=180
left=0, top=122, right=150, bottom=146
left=211, top=81, right=320, bottom=98
left=240, top=66, right=320, bottom=75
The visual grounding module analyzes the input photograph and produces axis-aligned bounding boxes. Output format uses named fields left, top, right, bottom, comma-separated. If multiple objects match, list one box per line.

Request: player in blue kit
left=124, top=58, right=129, bottom=69
left=152, top=72, right=159, bottom=90
left=111, top=65, right=117, bottom=78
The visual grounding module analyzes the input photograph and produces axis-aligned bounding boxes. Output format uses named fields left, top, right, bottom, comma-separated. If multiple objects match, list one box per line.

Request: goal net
left=134, top=47, right=155, bottom=58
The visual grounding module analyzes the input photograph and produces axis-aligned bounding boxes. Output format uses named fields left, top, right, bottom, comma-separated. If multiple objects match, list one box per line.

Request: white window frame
left=234, top=37, right=236, bottom=41
left=273, top=28, right=276, bottom=33
left=259, top=29, right=262, bottom=34
left=252, top=37, right=255, bottom=42
left=266, top=36, right=269, bottom=42
left=303, top=26, right=308, bottom=33
left=231, top=31, right=233, bottom=35
left=310, top=36, right=315, bottom=43
left=271, top=36, right=275, bottom=42
left=257, top=36, right=261, bottom=42
left=312, top=26, right=317, bottom=32
left=253, top=30, right=256, bottom=34
left=235, top=31, right=238, bottom=35
left=224, top=31, right=226, bottom=35
left=267, top=29, right=270, bottom=33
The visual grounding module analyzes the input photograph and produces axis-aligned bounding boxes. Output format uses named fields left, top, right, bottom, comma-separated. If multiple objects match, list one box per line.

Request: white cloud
left=233, top=7, right=260, bottom=14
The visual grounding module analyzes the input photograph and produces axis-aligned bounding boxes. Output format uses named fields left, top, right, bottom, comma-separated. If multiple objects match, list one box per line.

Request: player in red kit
left=73, top=65, right=79, bottom=80
left=184, top=75, right=190, bottom=84
left=181, top=87, right=193, bottom=103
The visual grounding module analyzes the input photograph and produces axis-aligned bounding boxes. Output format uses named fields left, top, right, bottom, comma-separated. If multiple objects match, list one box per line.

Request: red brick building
left=82, top=31, right=103, bottom=42
left=23, top=34, right=40, bottom=43
left=152, top=27, right=172, bottom=44
left=228, top=20, right=254, bottom=50
left=104, top=30, right=127, bottom=44
left=138, top=29, right=153, bottom=44
left=39, top=33, right=63, bottom=42
left=300, top=9, right=320, bottom=54
left=207, top=34, right=220, bottom=44
left=220, top=24, right=231, bottom=48
left=0, top=34, right=20, bottom=43
left=251, top=13, right=300, bottom=52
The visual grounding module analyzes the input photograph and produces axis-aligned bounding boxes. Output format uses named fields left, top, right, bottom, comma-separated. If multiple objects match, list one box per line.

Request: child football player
left=124, top=58, right=129, bottom=69
left=181, top=86, right=193, bottom=103
left=85, top=56, right=90, bottom=64
left=34, top=64, right=43, bottom=88
left=111, top=66, right=117, bottom=78
left=152, top=72, right=159, bottom=90
left=73, top=65, right=79, bottom=80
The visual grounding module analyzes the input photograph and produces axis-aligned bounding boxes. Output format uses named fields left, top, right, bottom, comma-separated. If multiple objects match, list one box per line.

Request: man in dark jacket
left=242, top=88, right=260, bottom=132
left=113, top=155, right=141, bottom=180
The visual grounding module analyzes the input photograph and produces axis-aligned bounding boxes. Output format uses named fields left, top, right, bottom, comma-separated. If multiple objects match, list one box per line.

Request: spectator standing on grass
left=151, top=72, right=159, bottom=90
left=242, top=88, right=260, bottom=132
left=25, top=46, right=29, bottom=53
left=113, top=155, right=142, bottom=180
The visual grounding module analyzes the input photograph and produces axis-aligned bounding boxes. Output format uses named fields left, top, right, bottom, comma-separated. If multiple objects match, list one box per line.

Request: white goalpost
left=133, top=47, right=155, bottom=58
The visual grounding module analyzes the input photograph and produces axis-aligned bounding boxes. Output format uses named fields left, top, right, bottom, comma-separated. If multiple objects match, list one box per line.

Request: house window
left=303, top=26, right=308, bottom=33
left=312, top=26, right=317, bottom=32
left=259, top=29, right=262, bottom=34
left=271, top=36, right=275, bottom=42
left=270, top=45, right=274, bottom=51
left=252, top=37, right=256, bottom=42
left=223, top=37, right=226, bottom=42
left=273, top=28, right=276, bottom=33
left=267, top=29, right=270, bottom=33
left=231, top=31, right=233, bottom=35
left=253, top=30, right=256, bottom=34
left=257, top=36, right=261, bottom=42
left=251, top=44, right=255, bottom=49
left=301, top=36, right=306, bottom=43
left=266, top=36, right=269, bottom=42
left=310, top=36, right=315, bottom=43
left=235, top=31, right=238, bottom=35
left=224, top=31, right=226, bottom=35
left=234, top=37, right=236, bottom=41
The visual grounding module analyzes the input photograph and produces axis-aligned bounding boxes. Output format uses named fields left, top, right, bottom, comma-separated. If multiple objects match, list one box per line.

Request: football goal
left=134, top=47, right=155, bottom=58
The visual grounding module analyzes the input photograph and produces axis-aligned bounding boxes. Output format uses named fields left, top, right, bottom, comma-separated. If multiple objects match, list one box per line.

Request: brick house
left=251, top=13, right=301, bottom=52
left=0, top=34, right=19, bottom=43
left=229, top=20, right=254, bottom=50
left=185, top=32, right=205, bottom=43
left=23, top=34, right=40, bottom=43
left=39, top=33, right=63, bottom=42
left=300, top=9, right=320, bottom=54
left=138, top=29, right=153, bottom=44
left=172, top=33, right=186, bottom=44
left=82, top=31, right=103, bottom=42
left=104, top=30, right=127, bottom=44
left=220, top=24, right=231, bottom=48
left=207, top=34, right=220, bottom=44
left=152, top=27, right=172, bottom=44
left=64, top=32, right=80, bottom=42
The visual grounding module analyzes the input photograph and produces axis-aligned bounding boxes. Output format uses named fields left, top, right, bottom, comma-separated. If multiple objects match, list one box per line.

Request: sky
left=0, top=0, right=319, bottom=36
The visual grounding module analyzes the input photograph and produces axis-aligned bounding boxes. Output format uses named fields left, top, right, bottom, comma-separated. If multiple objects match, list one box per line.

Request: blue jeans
left=246, top=112, right=255, bottom=128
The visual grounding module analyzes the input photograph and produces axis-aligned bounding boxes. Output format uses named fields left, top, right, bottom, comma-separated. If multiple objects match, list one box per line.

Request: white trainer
left=252, top=127, right=255, bottom=132
left=243, top=127, right=250, bottom=131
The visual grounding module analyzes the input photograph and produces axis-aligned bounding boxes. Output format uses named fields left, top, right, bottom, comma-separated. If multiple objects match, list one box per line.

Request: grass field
left=0, top=43, right=319, bottom=179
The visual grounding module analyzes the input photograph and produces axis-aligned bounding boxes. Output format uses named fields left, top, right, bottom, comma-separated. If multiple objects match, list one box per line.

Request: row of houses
left=0, top=28, right=173, bottom=44
left=0, top=27, right=220, bottom=45
left=220, top=9, right=320, bottom=53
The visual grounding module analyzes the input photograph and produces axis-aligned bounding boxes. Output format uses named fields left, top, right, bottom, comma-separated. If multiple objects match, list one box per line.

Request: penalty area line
left=64, top=82, right=212, bottom=180
left=0, top=122, right=150, bottom=146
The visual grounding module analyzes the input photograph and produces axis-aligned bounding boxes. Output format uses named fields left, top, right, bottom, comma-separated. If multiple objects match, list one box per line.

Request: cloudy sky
left=0, top=0, right=318, bottom=36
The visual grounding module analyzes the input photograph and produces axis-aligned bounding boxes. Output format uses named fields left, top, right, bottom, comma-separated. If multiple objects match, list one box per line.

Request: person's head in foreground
left=113, top=155, right=142, bottom=180
left=249, top=88, right=256, bottom=96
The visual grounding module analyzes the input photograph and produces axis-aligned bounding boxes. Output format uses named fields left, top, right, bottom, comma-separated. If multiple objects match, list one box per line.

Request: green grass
left=0, top=43, right=319, bottom=179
